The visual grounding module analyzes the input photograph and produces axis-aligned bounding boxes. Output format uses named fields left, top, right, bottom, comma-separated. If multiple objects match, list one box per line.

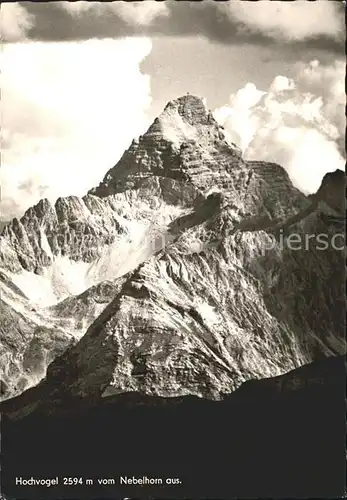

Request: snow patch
left=9, top=220, right=173, bottom=306
left=160, top=108, right=198, bottom=148
left=39, top=227, right=53, bottom=260
left=194, top=299, right=221, bottom=326
left=10, top=257, right=91, bottom=306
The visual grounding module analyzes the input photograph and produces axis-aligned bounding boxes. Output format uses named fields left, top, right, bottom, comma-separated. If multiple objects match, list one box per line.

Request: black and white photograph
left=0, top=1, right=346, bottom=499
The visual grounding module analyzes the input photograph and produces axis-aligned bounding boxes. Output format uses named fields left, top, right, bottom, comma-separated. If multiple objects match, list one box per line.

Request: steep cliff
left=0, top=95, right=345, bottom=403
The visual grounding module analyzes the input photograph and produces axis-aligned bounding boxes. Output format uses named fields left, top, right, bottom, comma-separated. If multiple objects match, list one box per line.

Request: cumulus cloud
left=0, top=3, right=34, bottom=41
left=110, top=1, right=170, bottom=26
left=9, top=1, right=344, bottom=53
left=214, top=60, right=345, bottom=194
left=214, top=83, right=266, bottom=152
left=225, top=0, right=344, bottom=42
left=57, top=1, right=94, bottom=16
left=59, top=0, right=169, bottom=25
left=1, top=38, right=152, bottom=220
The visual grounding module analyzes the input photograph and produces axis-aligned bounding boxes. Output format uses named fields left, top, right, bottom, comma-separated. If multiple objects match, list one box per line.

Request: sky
left=0, top=0, right=345, bottom=221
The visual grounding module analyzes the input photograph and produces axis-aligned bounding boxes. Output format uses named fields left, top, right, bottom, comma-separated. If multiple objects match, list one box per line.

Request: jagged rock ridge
left=0, top=94, right=345, bottom=402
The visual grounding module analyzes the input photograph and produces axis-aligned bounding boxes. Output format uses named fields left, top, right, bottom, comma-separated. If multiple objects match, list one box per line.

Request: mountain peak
left=90, top=93, right=241, bottom=197
left=0, top=90, right=345, bottom=407
left=145, top=93, right=218, bottom=145
left=310, top=168, right=346, bottom=213
left=161, top=94, right=213, bottom=126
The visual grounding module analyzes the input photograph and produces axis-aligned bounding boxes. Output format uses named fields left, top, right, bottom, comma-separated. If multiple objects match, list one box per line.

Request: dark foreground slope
left=1, top=354, right=345, bottom=500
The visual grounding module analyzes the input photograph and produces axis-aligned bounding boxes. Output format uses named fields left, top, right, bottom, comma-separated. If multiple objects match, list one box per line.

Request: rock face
left=0, top=94, right=345, bottom=403
left=0, top=267, right=123, bottom=399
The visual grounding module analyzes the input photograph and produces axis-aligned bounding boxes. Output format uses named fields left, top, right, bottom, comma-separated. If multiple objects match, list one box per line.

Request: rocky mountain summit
left=0, top=94, right=345, bottom=405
